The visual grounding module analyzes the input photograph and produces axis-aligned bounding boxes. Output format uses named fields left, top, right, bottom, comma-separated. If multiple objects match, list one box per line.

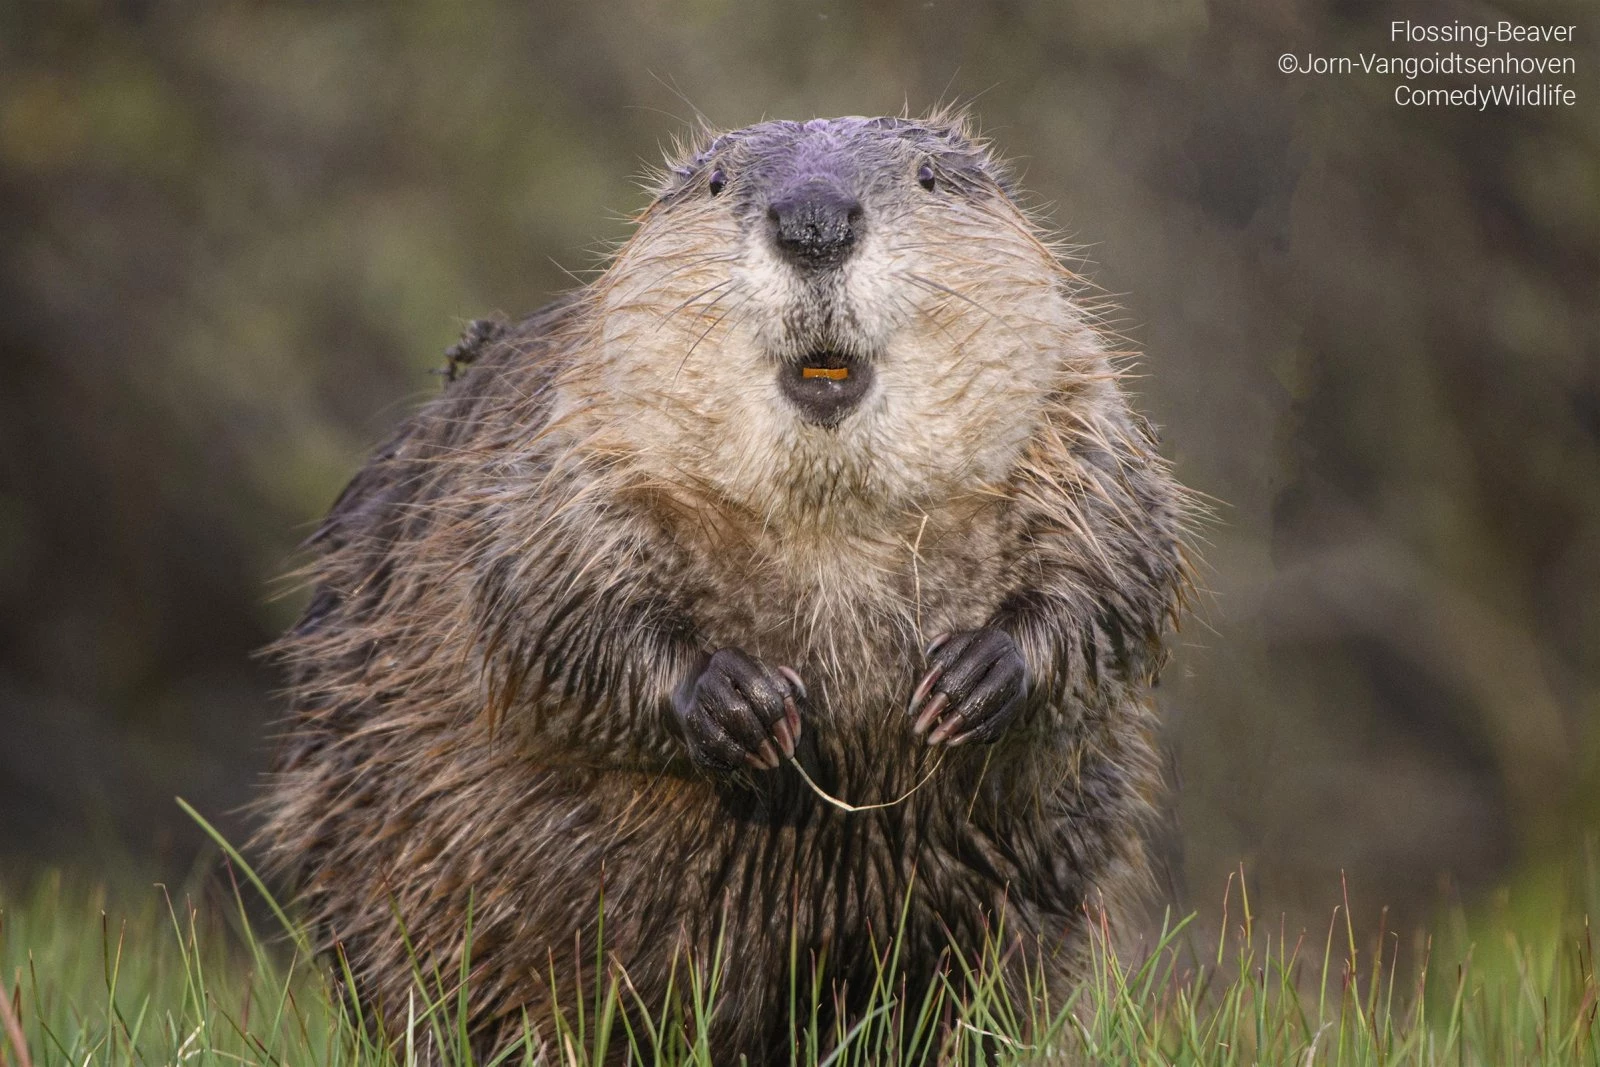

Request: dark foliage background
left=2, top=0, right=1596, bottom=931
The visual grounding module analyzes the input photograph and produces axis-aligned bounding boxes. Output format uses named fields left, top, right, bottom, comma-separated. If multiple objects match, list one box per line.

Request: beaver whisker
left=602, top=251, right=740, bottom=304
left=896, top=269, right=1072, bottom=337
left=655, top=278, right=735, bottom=328
left=670, top=289, right=755, bottom=386
left=897, top=270, right=1019, bottom=332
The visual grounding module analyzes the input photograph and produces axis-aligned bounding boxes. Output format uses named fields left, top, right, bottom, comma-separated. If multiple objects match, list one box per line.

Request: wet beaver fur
left=261, top=113, right=1194, bottom=1062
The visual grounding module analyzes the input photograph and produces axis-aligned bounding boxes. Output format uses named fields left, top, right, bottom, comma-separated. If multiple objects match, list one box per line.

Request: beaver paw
left=907, top=628, right=1028, bottom=746
left=673, top=648, right=805, bottom=773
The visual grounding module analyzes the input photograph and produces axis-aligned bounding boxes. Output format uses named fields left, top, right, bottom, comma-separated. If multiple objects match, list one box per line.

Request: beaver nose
left=766, top=182, right=863, bottom=270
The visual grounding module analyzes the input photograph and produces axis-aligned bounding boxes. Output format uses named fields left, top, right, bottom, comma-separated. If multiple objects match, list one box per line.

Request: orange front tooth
left=801, top=366, right=849, bottom=380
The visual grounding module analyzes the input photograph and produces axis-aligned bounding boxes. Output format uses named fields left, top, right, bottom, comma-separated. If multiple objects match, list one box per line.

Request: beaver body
left=262, top=114, right=1192, bottom=1062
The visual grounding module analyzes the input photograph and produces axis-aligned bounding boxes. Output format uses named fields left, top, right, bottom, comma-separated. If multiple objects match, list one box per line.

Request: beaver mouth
left=778, top=350, right=873, bottom=428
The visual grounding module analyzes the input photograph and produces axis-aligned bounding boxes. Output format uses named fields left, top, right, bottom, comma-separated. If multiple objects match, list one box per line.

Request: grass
left=2, top=824, right=1599, bottom=1065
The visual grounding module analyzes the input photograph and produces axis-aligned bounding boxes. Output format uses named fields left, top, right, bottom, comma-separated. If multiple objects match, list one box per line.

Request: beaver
left=260, top=113, right=1194, bottom=1063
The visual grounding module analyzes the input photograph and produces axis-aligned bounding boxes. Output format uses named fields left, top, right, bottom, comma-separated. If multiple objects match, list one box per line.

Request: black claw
left=673, top=649, right=808, bottom=773
left=771, top=717, right=794, bottom=759
left=777, top=665, right=808, bottom=701
left=912, top=692, right=949, bottom=736
left=907, top=664, right=943, bottom=719
left=905, top=627, right=1028, bottom=747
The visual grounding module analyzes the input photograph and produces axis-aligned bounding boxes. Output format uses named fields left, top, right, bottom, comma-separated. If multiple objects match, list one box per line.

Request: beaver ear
left=916, top=104, right=977, bottom=144
left=691, top=132, right=735, bottom=169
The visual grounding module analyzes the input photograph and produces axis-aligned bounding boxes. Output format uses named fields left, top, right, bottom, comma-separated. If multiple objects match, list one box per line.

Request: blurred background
left=1, top=0, right=1595, bottom=935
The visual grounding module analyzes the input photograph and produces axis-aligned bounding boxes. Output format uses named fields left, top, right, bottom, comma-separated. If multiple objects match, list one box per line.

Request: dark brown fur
left=260, top=114, right=1194, bottom=1063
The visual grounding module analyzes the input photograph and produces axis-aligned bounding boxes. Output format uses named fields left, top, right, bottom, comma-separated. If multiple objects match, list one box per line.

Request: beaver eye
left=708, top=168, right=726, bottom=196
left=917, top=163, right=936, bottom=192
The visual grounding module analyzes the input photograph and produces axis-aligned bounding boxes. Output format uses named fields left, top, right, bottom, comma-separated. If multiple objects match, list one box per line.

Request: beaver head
left=573, top=115, right=1102, bottom=526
